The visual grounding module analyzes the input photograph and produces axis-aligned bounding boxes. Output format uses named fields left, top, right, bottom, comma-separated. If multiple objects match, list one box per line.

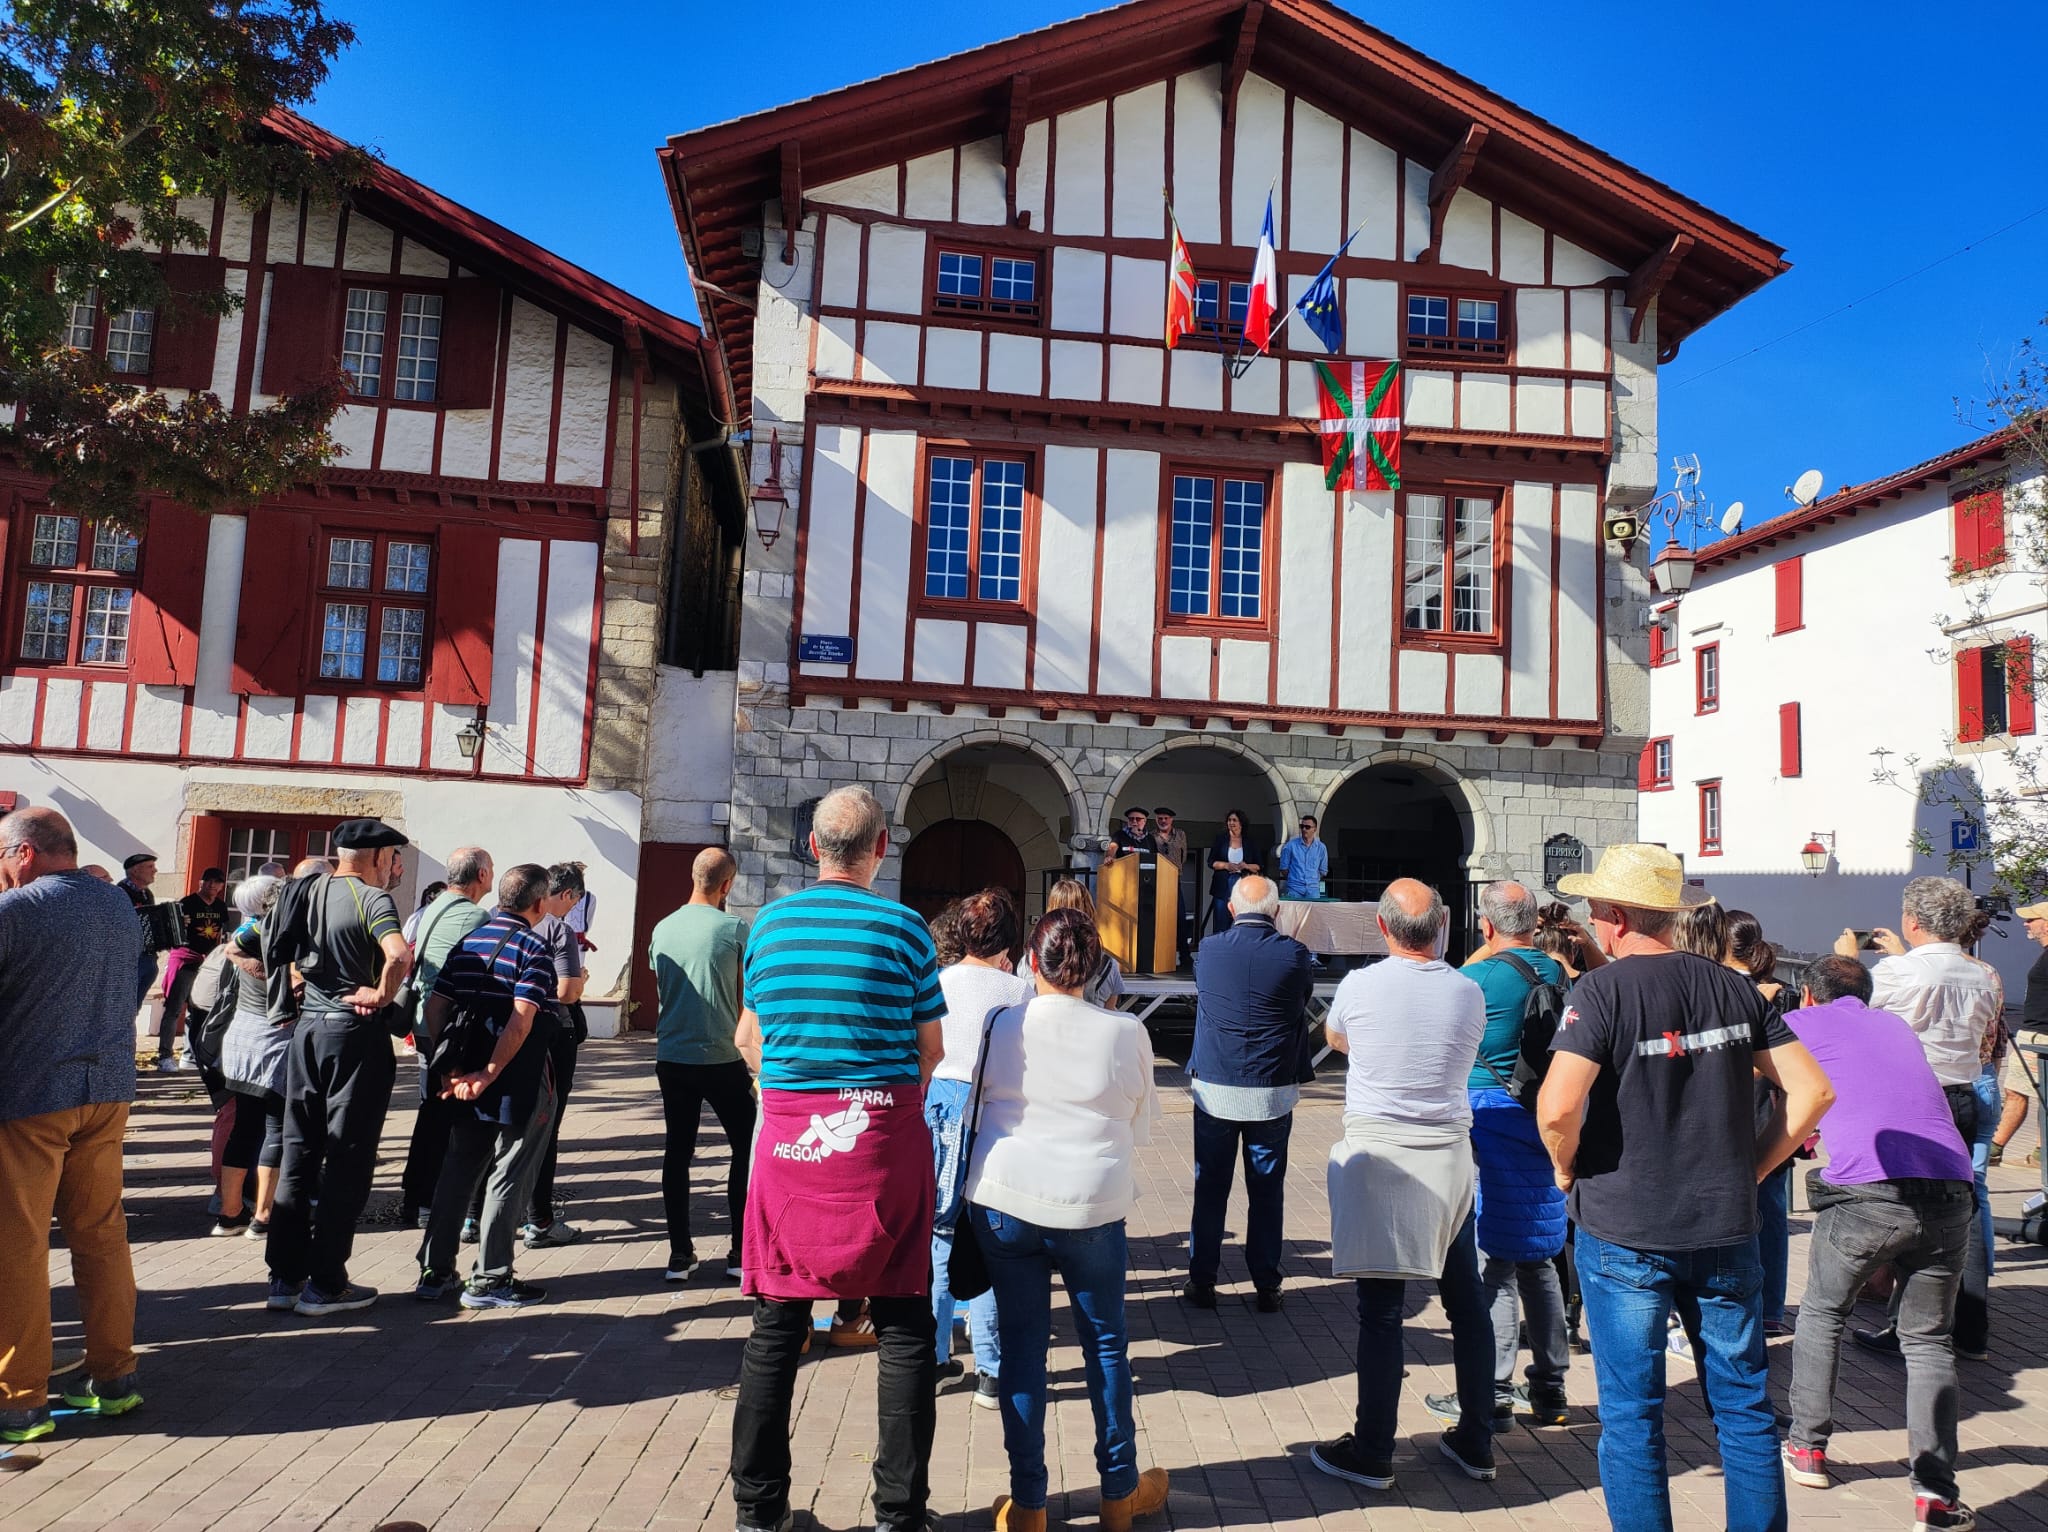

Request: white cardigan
left=963, top=993, right=1161, bottom=1230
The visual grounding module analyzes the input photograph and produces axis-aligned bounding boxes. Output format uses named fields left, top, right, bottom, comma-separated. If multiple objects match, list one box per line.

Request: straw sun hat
left=1556, top=842, right=1715, bottom=911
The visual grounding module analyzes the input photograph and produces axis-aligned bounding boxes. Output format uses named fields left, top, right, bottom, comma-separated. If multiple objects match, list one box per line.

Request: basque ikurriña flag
left=1314, top=359, right=1403, bottom=492
left=1242, top=195, right=1280, bottom=352
left=1165, top=209, right=1198, bottom=350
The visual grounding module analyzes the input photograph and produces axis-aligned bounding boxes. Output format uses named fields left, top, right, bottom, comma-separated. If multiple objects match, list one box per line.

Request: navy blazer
left=1189, top=915, right=1315, bottom=1089
left=1204, top=834, right=1267, bottom=901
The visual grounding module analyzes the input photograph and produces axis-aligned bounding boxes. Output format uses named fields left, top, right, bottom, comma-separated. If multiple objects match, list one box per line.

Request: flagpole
left=1241, top=218, right=1369, bottom=372
left=1227, top=178, right=1280, bottom=380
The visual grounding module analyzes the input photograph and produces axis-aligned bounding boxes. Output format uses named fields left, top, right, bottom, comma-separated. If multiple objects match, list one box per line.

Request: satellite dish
left=1788, top=469, right=1824, bottom=507
left=1719, top=502, right=1745, bottom=535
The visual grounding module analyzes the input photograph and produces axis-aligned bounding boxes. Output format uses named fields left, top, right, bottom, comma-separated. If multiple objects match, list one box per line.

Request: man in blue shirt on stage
left=1276, top=816, right=1328, bottom=901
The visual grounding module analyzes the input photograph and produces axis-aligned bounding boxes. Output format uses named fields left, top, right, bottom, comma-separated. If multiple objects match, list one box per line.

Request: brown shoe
left=1101, top=1468, right=1169, bottom=1532
left=828, top=1313, right=878, bottom=1349
left=994, top=1496, right=1046, bottom=1532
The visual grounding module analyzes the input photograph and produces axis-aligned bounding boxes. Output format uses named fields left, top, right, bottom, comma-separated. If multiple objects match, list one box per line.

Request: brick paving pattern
left=4, top=1036, right=2047, bottom=1531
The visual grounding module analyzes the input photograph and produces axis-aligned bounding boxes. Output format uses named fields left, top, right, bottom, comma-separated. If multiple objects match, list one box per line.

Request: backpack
left=1477, top=949, right=1568, bottom=1110
left=186, top=944, right=239, bottom=1071
left=425, top=925, right=525, bottom=1104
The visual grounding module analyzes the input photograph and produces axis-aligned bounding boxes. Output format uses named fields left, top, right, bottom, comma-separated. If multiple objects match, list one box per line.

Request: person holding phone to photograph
left=1206, top=810, right=1262, bottom=939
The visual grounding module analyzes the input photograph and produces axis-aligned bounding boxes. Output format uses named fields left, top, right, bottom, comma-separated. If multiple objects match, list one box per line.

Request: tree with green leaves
left=1, top=0, right=363, bottom=528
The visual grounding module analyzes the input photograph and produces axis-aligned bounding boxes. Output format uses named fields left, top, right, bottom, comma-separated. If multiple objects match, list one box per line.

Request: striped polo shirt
left=432, top=912, right=557, bottom=1033
left=743, top=880, right=944, bottom=1089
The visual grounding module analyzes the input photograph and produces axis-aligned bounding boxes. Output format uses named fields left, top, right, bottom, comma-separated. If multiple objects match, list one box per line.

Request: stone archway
left=897, top=737, right=1081, bottom=920
left=1317, top=751, right=1491, bottom=961
left=1312, top=748, right=1492, bottom=865
left=892, top=731, right=1089, bottom=847
left=1101, top=736, right=1298, bottom=842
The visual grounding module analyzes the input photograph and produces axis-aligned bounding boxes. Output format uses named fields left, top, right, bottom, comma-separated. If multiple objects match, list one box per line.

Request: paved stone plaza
left=5, top=1037, right=2047, bottom=1532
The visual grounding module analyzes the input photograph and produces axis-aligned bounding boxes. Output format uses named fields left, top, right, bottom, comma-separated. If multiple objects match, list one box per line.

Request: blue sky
left=308, top=1, right=2045, bottom=538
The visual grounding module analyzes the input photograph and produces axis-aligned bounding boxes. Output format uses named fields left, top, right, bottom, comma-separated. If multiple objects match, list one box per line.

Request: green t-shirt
left=649, top=903, right=747, bottom=1065
left=1465, top=945, right=1568, bottom=1091
left=413, top=890, right=490, bottom=1003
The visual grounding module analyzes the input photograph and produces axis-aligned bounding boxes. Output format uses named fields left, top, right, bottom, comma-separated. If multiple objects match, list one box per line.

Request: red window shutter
left=230, top=508, right=316, bottom=695
left=1648, top=623, right=1667, bottom=667
left=260, top=265, right=340, bottom=395
left=1955, top=489, right=2007, bottom=571
left=436, top=277, right=500, bottom=409
left=152, top=254, right=227, bottom=391
left=1774, top=557, right=1803, bottom=634
left=1779, top=702, right=1802, bottom=777
left=1637, top=740, right=1657, bottom=790
left=2009, top=636, right=2036, bottom=738
left=128, top=502, right=212, bottom=685
left=426, top=522, right=499, bottom=705
left=182, top=813, right=229, bottom=895
left=1957, top=647, right=1988, bottom=742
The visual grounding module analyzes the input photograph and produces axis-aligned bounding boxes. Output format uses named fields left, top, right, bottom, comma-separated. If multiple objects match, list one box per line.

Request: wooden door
left=628, top=842, right=714, bottom=1031
left=900, top=819, right=1025, bottom=924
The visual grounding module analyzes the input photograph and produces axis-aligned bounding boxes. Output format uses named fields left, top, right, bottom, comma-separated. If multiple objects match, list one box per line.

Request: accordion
left=140, top=901, right=187, bottom=954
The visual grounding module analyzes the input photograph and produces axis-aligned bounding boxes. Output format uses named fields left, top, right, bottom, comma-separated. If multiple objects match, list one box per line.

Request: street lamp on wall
left=455, top=709, right=488, bottom=761
left=1651, top=543, right=1697, bottom=597
left=1800, top=831, right=1835, bottom=876
left=752, top=429, right=791, bottom=548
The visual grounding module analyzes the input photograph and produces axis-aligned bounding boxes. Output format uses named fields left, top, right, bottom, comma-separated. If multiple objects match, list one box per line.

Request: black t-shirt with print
left=1551, top=950, right=1796, bottom=1252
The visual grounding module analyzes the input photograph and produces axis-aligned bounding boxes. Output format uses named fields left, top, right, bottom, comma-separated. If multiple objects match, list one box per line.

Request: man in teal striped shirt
left=730, top=785, right=944, bottom=1532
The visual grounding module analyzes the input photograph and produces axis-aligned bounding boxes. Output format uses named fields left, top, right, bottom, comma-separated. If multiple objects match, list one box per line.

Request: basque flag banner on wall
left=1165, top=208, right=1198, bottom=350
left=1314, top=359, right=1403, bottom=492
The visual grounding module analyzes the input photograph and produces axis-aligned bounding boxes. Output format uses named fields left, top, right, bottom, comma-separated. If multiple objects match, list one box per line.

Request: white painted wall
left=1641, top=466, right=2047, bottom=1000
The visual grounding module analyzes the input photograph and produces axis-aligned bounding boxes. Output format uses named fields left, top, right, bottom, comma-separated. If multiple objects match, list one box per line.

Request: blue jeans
left=925, top=1078, right=999, bottom=1373
left=1354, top=1211, right=1495, bottom=1461
left=1757, top=1162, right=1792, bottom=1324
left=1575, top=1230, right=1785, bottom=1532
left=1188, top=1105, right=1292, bottom=1291
left=1971, top=1066, right=1999, bottom=1282
left=968, top=1206, right=1136, bottom=1510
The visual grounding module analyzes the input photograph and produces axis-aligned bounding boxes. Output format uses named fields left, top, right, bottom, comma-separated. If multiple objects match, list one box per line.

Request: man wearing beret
left=117, top=852, right=161, bottom=1006
left=262, top=819, right=413, bottom=1316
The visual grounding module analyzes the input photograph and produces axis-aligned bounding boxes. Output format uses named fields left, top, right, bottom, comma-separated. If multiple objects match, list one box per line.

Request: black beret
left=332, top=818, right=409, bottom=851
left=1152, top=807, right=1177, bottom=817
left=122, top=852, right=157, bottom=870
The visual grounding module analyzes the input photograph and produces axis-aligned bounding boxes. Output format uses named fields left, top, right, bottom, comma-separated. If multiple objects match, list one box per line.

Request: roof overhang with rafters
left=660, top=0, right=1788, bottom=427
left=264, top=109, right=712, bottom=407
left=1696, top=427, right=2024, bottom=572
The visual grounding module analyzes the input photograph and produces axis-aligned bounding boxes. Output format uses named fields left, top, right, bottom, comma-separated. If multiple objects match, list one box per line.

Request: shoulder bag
left=1476, top=949, right=1568, bottom=1110
left=946, top=1001, right=1011, bottom=1303
left=425, top=925, right=527, bottom=1099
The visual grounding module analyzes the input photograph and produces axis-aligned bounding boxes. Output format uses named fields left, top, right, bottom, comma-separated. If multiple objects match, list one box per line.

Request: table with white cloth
left=1275, top=899, right=1385, bottom=956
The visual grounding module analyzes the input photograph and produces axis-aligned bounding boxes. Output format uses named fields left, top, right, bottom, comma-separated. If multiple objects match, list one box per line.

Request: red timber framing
left=662, top=0, right=1787, bottom=425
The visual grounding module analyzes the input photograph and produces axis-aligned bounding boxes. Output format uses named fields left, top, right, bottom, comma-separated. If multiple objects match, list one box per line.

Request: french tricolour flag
left=1243, top=194, right=1279, bottom=353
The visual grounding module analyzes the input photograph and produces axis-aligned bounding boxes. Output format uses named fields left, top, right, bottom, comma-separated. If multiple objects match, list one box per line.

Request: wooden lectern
left=1098, top=851, right=1179, bottom=976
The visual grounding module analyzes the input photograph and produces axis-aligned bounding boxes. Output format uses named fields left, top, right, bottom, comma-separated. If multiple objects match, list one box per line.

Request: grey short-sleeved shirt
left=1326, top=956, right=1488, bottom=1127
left=300, top=875, right=403, bottom=1011
left=534, top=913, right=585, bottom=1021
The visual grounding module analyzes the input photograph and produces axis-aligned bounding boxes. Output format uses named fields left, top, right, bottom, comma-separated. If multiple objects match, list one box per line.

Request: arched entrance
left=901, top=819, right=1027, bottom=923
left=1321, top=760, right=1476, bottom=961
left=897, top=738, right=1079, bottom=921
left=1108, top=740, right=1289, bottom=946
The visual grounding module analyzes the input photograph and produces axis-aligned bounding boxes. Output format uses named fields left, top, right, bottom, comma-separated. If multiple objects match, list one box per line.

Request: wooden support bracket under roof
left=1422, top=122, right=1488, bottom=262
left=1221, top=1, right=1265, bottom=132
left=778, top=139, right=804, bottom=263
left=1625, top=232, right=1694, bottom=343
left=1003, top=73, right=1032, bottom=225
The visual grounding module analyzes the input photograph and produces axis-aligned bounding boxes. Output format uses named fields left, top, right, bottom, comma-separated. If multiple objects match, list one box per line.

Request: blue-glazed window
left=1219, top=479, right=1265, bottom=620
left=1169, top=475, right=1215, bottom=617
left=1407, top=294, right=1450, bottom=338
left=1457, top=297, right=1499, bottom=341
left=1408, top=290, right=1508, bottom=357
left=1171, top=471, right=1268, bottom=623
left=936, top=253, right=983, bottom=300
left=932, top=248, right=1041, bottom=324
left=977, top=459, right=1026, bottom=603
left=990, top=259, right=1035, bottom=304
left=923, top=456, right=974, bottom=600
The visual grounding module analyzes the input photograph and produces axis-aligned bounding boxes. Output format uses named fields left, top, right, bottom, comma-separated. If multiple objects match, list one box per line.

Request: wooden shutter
left=1957, top=647, right=1988, bottom=742
left=1955, top=488, right=2007, bottom=571
left=425, top=521, right=498, bottom=705
left=1637, top=740, right=1657, bottom=790
left=2009, top=636, right=2036, bottom=738
left=1773, top=556, right=1803, bottom=634
left=151, top=254, right=227, bottom=391
left=230, top=509, right=315, bottom=695
left=1648, top=622, right=1667, bottom=667
left=128, top=502, right=212, bottom=685
left=1779, top=702, right=1802, bottom=777
left=182, top=813, right=229, bottom=894
left=260, top=265, right=340, bottom=395
left=436, top=277, right=500, bottom=409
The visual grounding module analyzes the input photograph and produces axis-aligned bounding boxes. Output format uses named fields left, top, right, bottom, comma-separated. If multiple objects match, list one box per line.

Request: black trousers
left=401, top=1089, right=461, bottom=1218
left=265, top=1014, right=397, bottom=1294
left=526, top=1031, right=579, bottom=1224
left=730, top=1294, right=936, bottom=1530
left=658, top=1059, right=757, bottom=1263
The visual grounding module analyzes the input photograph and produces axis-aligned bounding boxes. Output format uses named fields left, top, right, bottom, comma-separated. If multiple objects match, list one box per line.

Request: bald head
left=1229, top=873, right=1280, bottom=919
left=445, top=846, right=492, bottom=897
left=0, top=807, right=78, bottom=888
left=1379, top=878, right=1446, bottom=956
left=692, top=846, right=737, bottom=904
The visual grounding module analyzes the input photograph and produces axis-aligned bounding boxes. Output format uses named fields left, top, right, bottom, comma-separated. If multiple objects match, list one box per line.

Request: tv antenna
left=1786, top=469, right=1825, bottom=507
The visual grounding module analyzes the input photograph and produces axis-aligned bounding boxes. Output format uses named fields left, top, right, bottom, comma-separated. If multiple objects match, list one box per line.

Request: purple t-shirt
left=1788, top=997, right=1973, bottom=1186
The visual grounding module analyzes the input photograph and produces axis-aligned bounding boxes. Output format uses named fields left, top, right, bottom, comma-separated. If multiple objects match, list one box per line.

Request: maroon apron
left=743, top=1085, right=935, bottom=1301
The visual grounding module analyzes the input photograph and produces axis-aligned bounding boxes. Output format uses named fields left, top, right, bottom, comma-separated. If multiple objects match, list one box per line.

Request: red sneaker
left=1914, top=1495, right=1976, bottom=1531
left=1782, top=1443, right=1828, bottom=1489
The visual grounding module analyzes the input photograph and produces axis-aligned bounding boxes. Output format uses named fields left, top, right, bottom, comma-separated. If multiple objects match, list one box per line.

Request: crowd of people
left=0, top=792, right=2041, bottom=1532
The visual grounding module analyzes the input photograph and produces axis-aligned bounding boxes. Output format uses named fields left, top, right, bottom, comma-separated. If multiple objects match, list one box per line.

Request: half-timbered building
left=664, top=0, right=1786, bottom=943
left=0, top=112, right=746, bottom=1020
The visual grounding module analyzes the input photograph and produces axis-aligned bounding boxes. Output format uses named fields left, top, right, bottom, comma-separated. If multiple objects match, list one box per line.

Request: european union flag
left=1294, top=230, right=1359, bottom=354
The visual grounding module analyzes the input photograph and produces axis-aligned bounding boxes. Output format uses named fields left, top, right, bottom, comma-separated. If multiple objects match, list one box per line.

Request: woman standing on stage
left=1205, top=810, right=1262, bottom=938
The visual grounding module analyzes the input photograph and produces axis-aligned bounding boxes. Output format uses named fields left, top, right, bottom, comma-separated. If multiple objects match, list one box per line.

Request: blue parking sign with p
left=1952, top=819, right=1980, bottom=853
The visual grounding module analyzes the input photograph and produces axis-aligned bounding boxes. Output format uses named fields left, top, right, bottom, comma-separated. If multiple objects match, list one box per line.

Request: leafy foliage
left=1, top=0, right=363, bottom=527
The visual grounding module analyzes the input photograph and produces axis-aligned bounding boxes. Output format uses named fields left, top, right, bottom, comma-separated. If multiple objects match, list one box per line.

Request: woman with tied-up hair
left=960, top=909, right=1167, bottom=1532
left=1205, top=810, right=1262, bottom=939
